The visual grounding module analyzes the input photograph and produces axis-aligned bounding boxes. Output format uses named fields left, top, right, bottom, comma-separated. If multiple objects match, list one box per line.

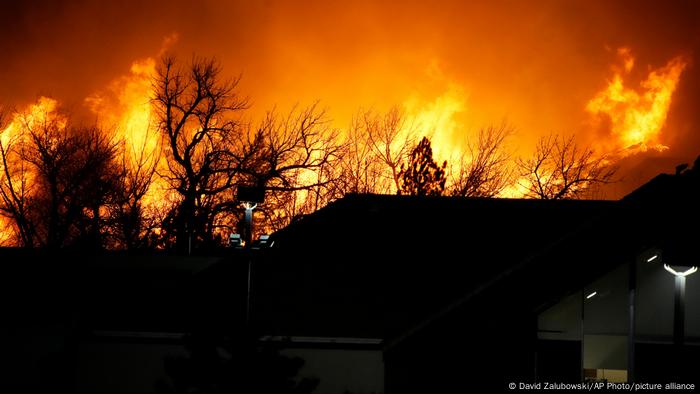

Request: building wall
left=72, top=340, right=385, bottom=394
left=282, top=348, right=384, bottom=394
left=75, top=341, right=185, bottom=394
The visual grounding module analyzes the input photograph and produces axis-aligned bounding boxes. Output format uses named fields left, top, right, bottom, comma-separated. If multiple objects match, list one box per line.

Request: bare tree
left=517, top=134, right=617, bottom=200
left=248, top=103, right=343, bottom=232
left=106, top=124, right=161, bottom=249
left=331, top=106, right=416, bottom=198
left=449, top=123, right=514, bottom=198
left=0, top=106, right=37, bottom=247
left=333, top=115, right=386, bottom=195
left=0, top=103, right=121, bottom=248
left=249, top=104, right=340, bottom=193
left=154, top=56, right=350, bottom=246
left=365, top=106, right=416, bottom=193
left=153, top=56, right=249, bottom=250
left=253, top=105, right=416, bottom=230
left=69, top=128, right=122, bottom=248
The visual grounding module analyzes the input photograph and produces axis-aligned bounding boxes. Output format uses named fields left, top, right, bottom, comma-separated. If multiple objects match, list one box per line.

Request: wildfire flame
left=85, top=58, right=158, bottom=158
left=0, top=42, right=691, bottom=245
left=404, top=82, right=467, bottom=165
left=586, top=48, right=687, bottom=155
left=1, top=97, right=65, bottom=145
left=84, top=57, right=170, bottom=209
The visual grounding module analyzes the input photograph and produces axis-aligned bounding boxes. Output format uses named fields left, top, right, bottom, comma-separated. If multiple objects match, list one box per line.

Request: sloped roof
left=255, top=194, right=616, bottom=339
left=383, top=168, right=700, bottom=352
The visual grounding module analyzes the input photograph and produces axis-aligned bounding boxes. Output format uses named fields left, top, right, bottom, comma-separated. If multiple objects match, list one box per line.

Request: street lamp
left=663, top=264, right=698, bottom=277
left=237, top=185, right=265, bottom=328
left=659, top=248, right=697, bottom=346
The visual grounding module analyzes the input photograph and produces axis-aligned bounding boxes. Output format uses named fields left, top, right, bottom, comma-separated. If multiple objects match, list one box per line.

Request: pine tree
left=398, top=136, right=447, bottom=196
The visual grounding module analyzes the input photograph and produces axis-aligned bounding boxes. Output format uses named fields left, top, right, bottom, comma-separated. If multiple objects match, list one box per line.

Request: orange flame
left=85, top=58, right=158, bottom=161
left=586, top=48, right=687, bottom=155
left=86, top=57, right=175, bottom=211
left=404, top=83, right=467, bottom=165
left=1, top=97, right=65, bottom=145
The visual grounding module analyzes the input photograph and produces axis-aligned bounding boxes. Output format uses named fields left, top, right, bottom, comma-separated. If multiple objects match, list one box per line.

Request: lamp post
left=242, top=201, right=257, bottom=327
left=237, top=185, right=265, bottom=329
left=663, top=264, right=697, bottom=346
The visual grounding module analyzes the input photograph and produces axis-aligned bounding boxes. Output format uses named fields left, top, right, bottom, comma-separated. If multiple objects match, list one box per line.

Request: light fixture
left=242, top=202, right=258, bottom=210
left=586, top=291, right=597, bottom=299
left=646, top=254, right=659, bottom=263
left=661, top=256, right=697, bottom=346
left=252, top=234, right=272, bottom=249
left=229, top=233, right=243, bottom=248
left=663, top=264, right=698, bottom=277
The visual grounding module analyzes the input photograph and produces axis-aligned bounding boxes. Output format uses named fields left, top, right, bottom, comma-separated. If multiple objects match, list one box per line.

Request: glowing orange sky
left=1, top=0, right=699, bottom=198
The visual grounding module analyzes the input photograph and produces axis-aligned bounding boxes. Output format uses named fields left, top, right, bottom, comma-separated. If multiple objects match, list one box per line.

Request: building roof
left=382, top=167, right=700, bottom=353
left=254, top=194, right=616, bottom=340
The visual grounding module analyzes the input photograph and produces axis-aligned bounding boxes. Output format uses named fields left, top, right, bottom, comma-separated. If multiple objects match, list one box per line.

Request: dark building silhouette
left=257, top=166, right=700, bottom=391
left=3, top=164, right=700, bottom=393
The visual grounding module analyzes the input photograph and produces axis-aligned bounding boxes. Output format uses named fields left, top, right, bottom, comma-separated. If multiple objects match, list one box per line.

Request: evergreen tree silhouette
left=398, top=136, right=447, bottom=196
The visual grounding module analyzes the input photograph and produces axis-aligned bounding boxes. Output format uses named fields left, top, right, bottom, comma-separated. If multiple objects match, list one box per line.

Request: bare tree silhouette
left=449, top=123, right=514, bottom=197
left=365, top=106, right=416, bottom=193
left=332, top=106, right=416, bottom=197
left=106, top=124, right=161, bottom=249
left=517, top=134, right=617, bottom=200
left=333, top=114, right=387, bottom=195
left=0, top=106, right=35, bottom=246
left=0, top=105, right=120, bottom=248
left=249, top=104, right=343, bottom=232
left=153, top=56, right=249, bottom=250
